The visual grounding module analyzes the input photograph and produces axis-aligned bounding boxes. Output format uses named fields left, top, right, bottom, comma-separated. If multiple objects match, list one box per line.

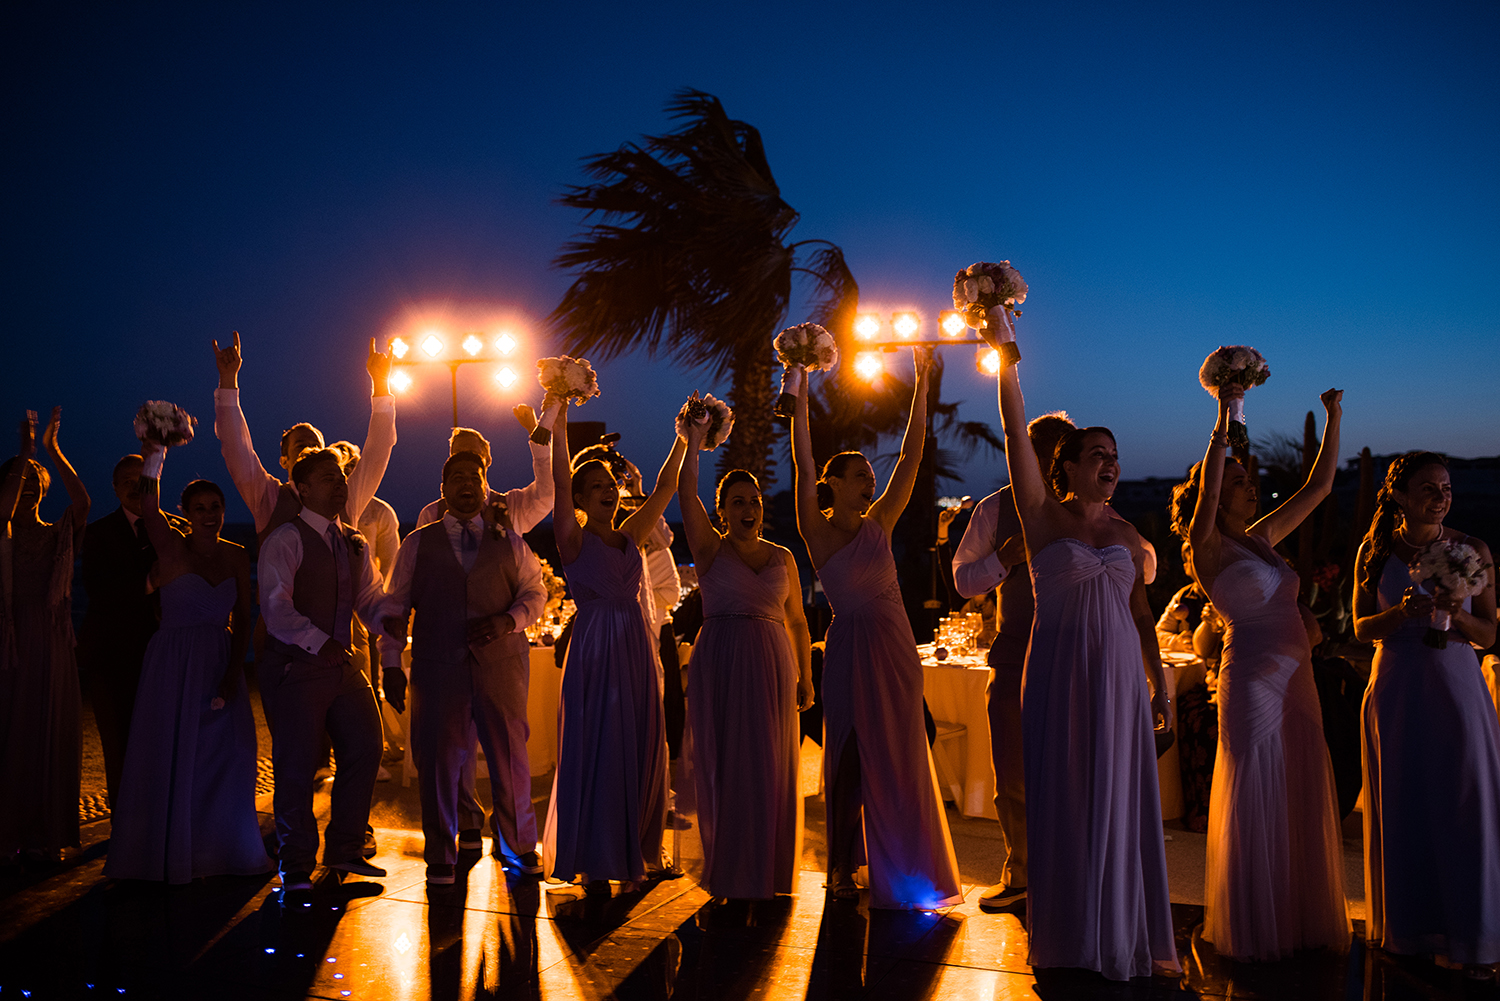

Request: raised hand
left=1215, top=382, right=1245, bottom=404
left=367, top=337, right=392, bottom=396
left=981, top=304, right=1016, bottom=349
left=1320, top=388, right=1343, bottom=417
left=18, top=410, right=37, bottom=460
left=40, top=406, right=62, bottom=456
left=913, top=344, right=936, bottom=379
left=513, top=403, right=538, bottom=433
left=212, top=331, right=243, bottom=390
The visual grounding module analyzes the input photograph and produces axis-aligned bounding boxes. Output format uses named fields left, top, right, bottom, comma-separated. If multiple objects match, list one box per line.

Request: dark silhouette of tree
left=551, top=89, right=857, bottom=486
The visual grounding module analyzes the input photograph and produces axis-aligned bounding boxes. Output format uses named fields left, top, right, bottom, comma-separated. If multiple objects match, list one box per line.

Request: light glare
left=390, top=337, right=410, bottom=359
left=391, top=371, right=413, bottom=392
left=978, top=348, right=1001, bottom=376
left=421, top=334, right=444, bottom=357
left=462, top=334, right=483, bottom=356
left=892, top=312, right=920, bottom=338
left=495, top=332, right=517, bottom=355
left=495, top=367, right=517, bottom=388
left=853, top=314, right=881, bottom=340
left=854, top=352, right=883, bottom=381
left=940, top=311, right=966, bottom=337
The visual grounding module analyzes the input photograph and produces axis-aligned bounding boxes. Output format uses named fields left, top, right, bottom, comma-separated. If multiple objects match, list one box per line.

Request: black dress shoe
left=328, top=859, right=387, bottom=878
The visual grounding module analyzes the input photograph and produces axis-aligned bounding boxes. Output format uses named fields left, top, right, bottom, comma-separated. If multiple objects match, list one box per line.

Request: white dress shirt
left=357, top=495, right=401, bottom=585
left=414, top=406, right=556, bottom=533
left=952, top=489, right=1013, bottom=600
left=259, top=508, right=389, bottom=657
left=379, top=511, right=547, bottom=669
left=642, top=517, right=680, bottom=634
left=213, top=388, right=396, bottom=533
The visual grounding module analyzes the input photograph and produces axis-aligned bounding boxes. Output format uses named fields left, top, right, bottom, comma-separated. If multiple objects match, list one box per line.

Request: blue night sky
left=4, top=1, right=1496, bottom=525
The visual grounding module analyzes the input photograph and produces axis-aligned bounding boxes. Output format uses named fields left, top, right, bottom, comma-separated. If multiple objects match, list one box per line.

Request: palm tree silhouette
left=550, top=89, right=857, bottom=485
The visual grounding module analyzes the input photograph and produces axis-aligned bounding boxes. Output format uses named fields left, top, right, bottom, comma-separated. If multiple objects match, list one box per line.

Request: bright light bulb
left=854, top=351, right=883, bottom=381
left=853, top=313, right=882, bottom=340
left=978, top=348, right=1001, bottom=376
left=892, top=312, right=920, bottom=338
left=494, top=332, right=517, bottom=355
left=462, top=334, right=483, bottom=356
left=421, top=333, right=444, bottom=357
left=391, top=370, right=413, bottom=392
left=390, top=337, right=410, bottom=359
left=940, top=311, right=966, bottom=337
left=495, top=366, right=517, bottom=388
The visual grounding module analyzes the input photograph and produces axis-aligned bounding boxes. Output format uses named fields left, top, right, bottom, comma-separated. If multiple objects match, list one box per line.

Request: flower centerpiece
left=531, top=355, right=600, bottom=445
left=771, top=322, right=838, bottom=418
left=676, top=392, right=734, bottom=451
left=1408, top=538, right=1492, bottom=648
left=1197, top=346, right=1270, bottom=447
left=953, top=261, right=1027, bottom=366
left=133, top=400, right=197, bottom=447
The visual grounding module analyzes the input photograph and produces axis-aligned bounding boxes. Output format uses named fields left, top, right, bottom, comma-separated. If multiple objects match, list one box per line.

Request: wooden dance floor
left=0, top=743, right=1476, bottom=1000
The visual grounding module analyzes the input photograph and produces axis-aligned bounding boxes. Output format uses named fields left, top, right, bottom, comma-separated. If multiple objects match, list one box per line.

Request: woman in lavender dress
left=678, top=418, right=813, bottom=900
left=1354, top=452, right=1499, bottom=973
left=104, top=444, right=270, bottom=882
left=788, top=349, right=962, bottom=910
left=992, top=310, right=1178, bottom=980
left=542, top=398, right=687, bottom=887
left=0, top=408, right=89, bottom=861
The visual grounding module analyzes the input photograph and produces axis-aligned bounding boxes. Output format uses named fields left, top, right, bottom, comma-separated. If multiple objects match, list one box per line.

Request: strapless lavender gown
left=1023, top=539, right=1178, bottom=979
left=688, top=548, right=801, bottom=899
left=543, top=529, right=667, bottom=882
left=105, top=573, right=270, bottom=883
left=819, top=518, right=961, bottom=910
left=1204, top=534, right=1349, bottom=960
left=1364, top=556, right=1500, bottom=963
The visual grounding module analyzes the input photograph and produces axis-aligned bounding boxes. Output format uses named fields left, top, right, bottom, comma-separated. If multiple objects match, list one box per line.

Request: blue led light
left=326, top=957, right=336, bottom=963
left=264, top=948, right=275, bottom=954
left=341, top=993, right=351, bottom=998
left=334, top=974, right=344, bottom=980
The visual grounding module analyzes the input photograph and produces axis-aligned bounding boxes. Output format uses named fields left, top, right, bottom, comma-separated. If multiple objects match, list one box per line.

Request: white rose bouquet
left=953, top=261, right=1028, bottom=366
left=1198, top=346, right=1270, bottom=447
left=676, top=392, right=734, bottom=451
left=1409, top=538, right=1492, bottom=648
left=531, top=355, right=600, bottom=445
left=771, top=322, right=838, bottom=418
left=133, top=400, right=198, bottom=447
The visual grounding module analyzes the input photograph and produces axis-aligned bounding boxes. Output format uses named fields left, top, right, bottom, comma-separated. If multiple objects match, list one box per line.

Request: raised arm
left=1, top=412, right=37, bottom=530
left=622, top=433, right=688, bottom=543
left=868, top=346, right=933, bottom=533
left=550, top=401, right=583, bottom=564
left=136, top=445, right=186, bottom=569
left=995, top=322, right=1049, bottom=535
left=1251, top=389, right=1342, bottom=546
left=212, top=331, right=282, bottom=530
left=40, top=407, right=89, bottom=547
left=345, top=338, right=397, bottom=524
left=504, top=402, right=557, bottom=534
left=1186, top=387, right=1234, bottom=582
left=675, top=419, right=720, bottom=567
left=789, top=366, right=828, bottom=547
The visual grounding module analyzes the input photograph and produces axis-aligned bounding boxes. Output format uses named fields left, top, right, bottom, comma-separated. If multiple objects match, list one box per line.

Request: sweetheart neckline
left=168, top=572, right=237, bottom=590
left=1037, top=537, right=1133, bottom=558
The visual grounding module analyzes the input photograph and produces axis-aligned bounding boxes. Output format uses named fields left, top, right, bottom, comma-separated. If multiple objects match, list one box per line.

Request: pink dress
left=1023, top=539, right=1179, bottom=980
left=687, top=549, right=801, bottom=899
left=1364, top=556, right=1500, bottom=963
left=818, top=518, right=961, bottom=910
left=543, top=529, right=667, bottom=882
left=1204, top=534, right=1349, bottom=960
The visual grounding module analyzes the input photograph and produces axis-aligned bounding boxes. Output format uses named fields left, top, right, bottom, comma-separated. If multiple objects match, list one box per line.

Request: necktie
left=460, top=520, right=479, bottom=574
left=327, top=524, right=353, bottom=649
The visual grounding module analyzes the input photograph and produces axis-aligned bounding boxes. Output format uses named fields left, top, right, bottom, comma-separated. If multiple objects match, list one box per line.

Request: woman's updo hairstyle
left=570, top=458, right=613, bottom=511
left=1168, top=461, right=1204, bottom=542
left=817, top=451, right=866, bottom=511
left=1359, top=450, right=1448, bottom=586
left=1048, top=426, right=1116, bottom=497
left=180, top=479, right=226, bottom=512
left=715, top=469, right=760, bottom=513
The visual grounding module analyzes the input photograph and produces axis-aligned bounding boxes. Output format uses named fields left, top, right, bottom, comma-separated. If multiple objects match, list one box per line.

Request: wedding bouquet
left=133, top=400, right=197, bottom=447
left=1198, top=346, right=1270, bottom=447
left=531, top=355, right=600, bottom=444
left=676, top=392, right=734, bottom=451
left=953, top=261, right=1027, bottom=366
left=1408, top=538, right=1492, bottom=648
left=771, top=322, right=838, bottom=418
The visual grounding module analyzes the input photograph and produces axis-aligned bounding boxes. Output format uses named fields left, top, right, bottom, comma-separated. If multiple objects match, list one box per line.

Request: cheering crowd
left=1, top=302, right=1496, bottom=983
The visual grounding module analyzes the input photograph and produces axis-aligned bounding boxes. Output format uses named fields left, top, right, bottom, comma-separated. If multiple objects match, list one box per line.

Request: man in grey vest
left=259, top=448, right=391, bottom=890
left=380, top=451, right=547, bottom=885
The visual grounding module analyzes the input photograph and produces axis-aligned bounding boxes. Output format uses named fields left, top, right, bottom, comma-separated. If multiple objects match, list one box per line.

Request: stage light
left=854, top=352, right=883, bottom=381
left=390, top=337, right=410, bottom=359
left=494, top=332, right=517, bottom=355
left=421, top=334, right=444, bottom=357
left=977, top=348, right=1001, bottom=376
left=939, top=310, right=966, bottom=337
left=462, top=334, right=483, bottom=356
left=495, top=367, right=517, bottom=388
left=892, top=312, right=920, bottom=338
left=853, top=313, right=882, bottom=340
left=390, top=371, right=413, bottom=393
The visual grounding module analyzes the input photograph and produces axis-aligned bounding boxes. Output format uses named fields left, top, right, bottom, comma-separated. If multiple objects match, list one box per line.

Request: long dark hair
left=1169, top=461, right=1204, bottom=542
left=1048, top=426, right=1116, bottom=497
left=817, top=451, right=865, bottom=511
left=1359, top=451, right=1449, bottom=586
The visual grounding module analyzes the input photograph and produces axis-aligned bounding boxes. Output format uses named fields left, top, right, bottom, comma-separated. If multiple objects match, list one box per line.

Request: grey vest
left=266, top=516, right=360, bottom=664
left=409, top=520, right=529, bottom=668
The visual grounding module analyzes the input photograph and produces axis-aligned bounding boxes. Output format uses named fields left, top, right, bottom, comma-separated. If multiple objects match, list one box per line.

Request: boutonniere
left=346, top=529, right=368, bottom=553
left=487, top=500, right=511, bottom=540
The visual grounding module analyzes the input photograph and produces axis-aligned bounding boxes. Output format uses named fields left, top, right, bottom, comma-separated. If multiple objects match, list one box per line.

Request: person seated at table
left=380, top=449, right=548, bottom=885
left=1155, top=581, right=1208, bottom=654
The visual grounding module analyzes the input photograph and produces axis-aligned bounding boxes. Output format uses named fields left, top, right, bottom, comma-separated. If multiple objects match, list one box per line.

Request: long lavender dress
left=819, top=518, right=961, bottom=910
left=688, top=547, right=801, bottom=899
left=1023, top=539, right=1179, bottom=980
left=543, top=529, right=667, bottom=882
left=1204, top=534, right=1349, bottom=960
left=1364, top=555, right=1500, bottom=963
left=105, top=574, right=271, bottom=882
